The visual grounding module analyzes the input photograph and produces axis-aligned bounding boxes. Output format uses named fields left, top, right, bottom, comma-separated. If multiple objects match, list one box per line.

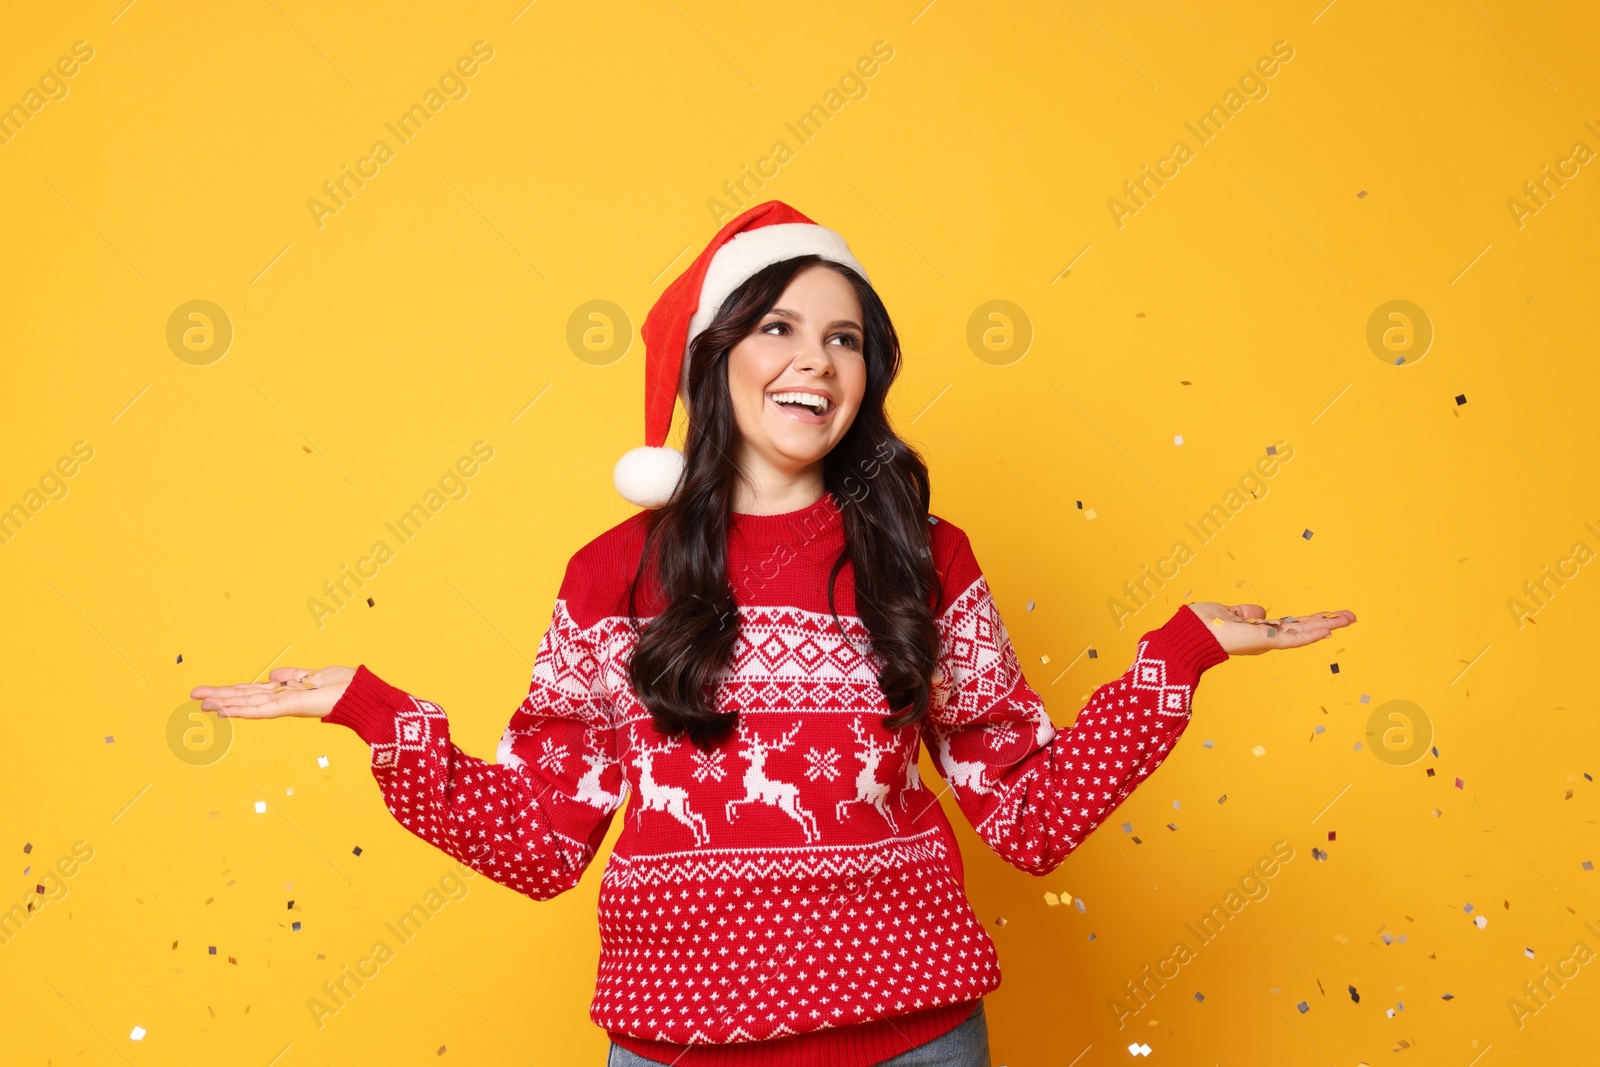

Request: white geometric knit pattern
left=601, top=828, right=954, bottom=888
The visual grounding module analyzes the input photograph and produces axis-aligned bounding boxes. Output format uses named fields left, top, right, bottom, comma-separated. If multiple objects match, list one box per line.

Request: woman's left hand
left=1185, top=602, right=1357, bottom=656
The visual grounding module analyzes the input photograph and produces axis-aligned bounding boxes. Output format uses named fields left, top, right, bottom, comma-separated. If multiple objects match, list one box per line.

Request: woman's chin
left=762, top=440, right=833, bottom=470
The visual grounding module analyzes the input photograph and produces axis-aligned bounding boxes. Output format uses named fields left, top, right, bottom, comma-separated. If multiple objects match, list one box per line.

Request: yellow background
left=3, top=0, right=1598, bottom=1063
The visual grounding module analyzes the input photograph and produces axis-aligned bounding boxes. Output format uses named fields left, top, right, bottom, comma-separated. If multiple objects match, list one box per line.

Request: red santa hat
left=612, top=200, right=870, bottom=508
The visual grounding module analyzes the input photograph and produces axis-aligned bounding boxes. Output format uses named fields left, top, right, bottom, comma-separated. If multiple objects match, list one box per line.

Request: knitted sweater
left=322, top=490, right=1228, bottom=1064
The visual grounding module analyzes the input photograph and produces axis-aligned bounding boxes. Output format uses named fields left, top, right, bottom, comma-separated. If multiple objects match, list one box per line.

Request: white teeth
left=768, top=391, right=829, bottom=413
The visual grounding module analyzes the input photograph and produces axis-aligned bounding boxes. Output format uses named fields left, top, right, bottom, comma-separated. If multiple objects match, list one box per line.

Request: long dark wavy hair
left=625, top=255, right=944, bottom=750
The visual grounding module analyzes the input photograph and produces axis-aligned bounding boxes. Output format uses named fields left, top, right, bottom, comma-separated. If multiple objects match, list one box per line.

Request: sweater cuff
left=1154, top=605, right=1230, bottom=677
left=321, top=664, right=412, bottom=746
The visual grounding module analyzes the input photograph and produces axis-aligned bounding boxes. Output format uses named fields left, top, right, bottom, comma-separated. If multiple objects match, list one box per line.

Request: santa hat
left=612, top=200, right=870, bottom=508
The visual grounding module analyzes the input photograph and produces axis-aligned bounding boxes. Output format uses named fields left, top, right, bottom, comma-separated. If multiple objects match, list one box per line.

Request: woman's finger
left=191, top=681, right=269, bottom=699
left=1209, top=608, right=1358, bottom=655
left=192, top=682, right=279, bottom=710
left=193, top=668, right=323, bottom=710
left=218, top=700, right=275, bottom=719
left=1277, top=609, right=1357, bottom=631
left=1269, top=625, right=1335, bottom=649
left=218, top=690, right=306, bottom=718
left=1242, top=609, right=1357, bottom=630
left=1265, top=610, right=1357, bottom=647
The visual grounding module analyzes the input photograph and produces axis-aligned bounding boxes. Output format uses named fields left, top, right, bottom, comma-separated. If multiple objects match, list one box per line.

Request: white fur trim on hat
left=613, top=445, right=686, bottom=509
left=680, top=222, right=869, bottom=394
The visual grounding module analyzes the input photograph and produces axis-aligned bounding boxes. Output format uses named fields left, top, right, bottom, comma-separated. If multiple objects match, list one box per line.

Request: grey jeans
left=606, top=1000, right=991, bottom=1067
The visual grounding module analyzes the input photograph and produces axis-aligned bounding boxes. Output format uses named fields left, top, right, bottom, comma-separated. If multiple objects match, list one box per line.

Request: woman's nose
left=794, top=334, right=835, bottom=373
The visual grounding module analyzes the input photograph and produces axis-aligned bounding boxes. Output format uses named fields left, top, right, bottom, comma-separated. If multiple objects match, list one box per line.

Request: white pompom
left=613, top=445, right=686, bottom=508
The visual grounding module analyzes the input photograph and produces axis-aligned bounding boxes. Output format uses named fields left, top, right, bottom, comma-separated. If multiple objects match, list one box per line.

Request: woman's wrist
left=321, top=665, right=409, bottom=745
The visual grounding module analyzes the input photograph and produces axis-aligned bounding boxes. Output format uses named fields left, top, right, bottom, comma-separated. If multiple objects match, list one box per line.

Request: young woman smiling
left=192, top=201, right=1355, bottom=1066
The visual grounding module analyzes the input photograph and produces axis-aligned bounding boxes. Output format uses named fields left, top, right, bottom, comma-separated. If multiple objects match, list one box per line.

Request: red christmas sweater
left=322, top=490, right=1228, bottom=1064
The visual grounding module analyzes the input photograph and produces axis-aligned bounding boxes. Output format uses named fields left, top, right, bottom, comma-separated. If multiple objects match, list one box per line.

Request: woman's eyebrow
left=767, top=306, right=863, bottom=331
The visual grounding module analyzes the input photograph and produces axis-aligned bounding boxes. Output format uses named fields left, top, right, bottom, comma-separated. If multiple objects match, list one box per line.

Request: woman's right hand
left=190, top=666, right=356, bottom=720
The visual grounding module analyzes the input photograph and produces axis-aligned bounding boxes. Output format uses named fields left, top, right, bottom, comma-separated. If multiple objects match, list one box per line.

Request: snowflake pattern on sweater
left=321, top=491, right=1228, bottom=1056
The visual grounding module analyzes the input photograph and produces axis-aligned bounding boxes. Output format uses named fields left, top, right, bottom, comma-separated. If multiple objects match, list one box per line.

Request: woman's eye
left=757, top=322, right=861, bottom=349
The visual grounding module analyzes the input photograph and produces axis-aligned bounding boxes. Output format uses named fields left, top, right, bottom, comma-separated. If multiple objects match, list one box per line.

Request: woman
left=192, top=201, right=1355, bottom=1066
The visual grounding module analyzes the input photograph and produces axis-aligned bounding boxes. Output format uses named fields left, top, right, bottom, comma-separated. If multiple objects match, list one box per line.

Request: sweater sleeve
left=321, top=556, right=627, bottom=900
left=922, top=529, right=1228, bottom=876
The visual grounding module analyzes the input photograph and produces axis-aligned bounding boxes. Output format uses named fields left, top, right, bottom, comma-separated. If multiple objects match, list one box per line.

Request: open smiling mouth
left=767, top=391, right=834, bottom=419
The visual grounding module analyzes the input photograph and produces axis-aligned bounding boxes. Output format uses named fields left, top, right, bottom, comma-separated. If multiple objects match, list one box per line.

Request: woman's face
left=726, top=263, right=868, bottom=481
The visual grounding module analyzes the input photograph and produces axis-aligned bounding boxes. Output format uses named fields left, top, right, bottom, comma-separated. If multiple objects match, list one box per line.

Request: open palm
left=190, top=665, right=355, bottom=719
left=1184, top=602, right=1357, bottom=656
